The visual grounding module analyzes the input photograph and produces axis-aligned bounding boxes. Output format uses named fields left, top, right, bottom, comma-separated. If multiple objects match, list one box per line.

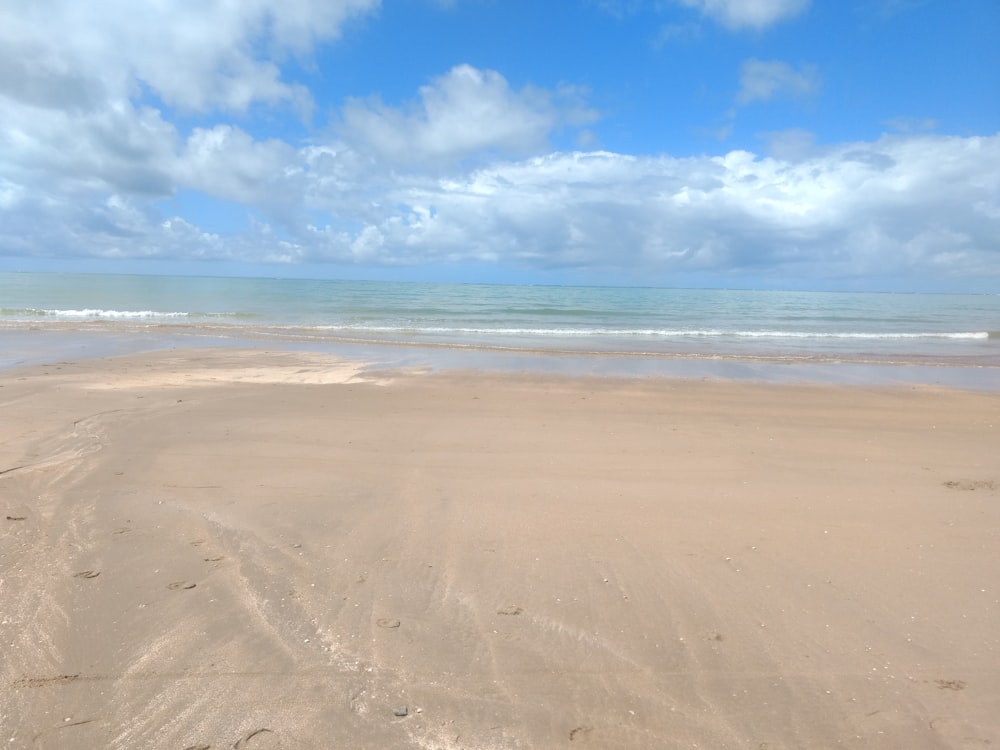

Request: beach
left=1, top=347, right=998, bottom=749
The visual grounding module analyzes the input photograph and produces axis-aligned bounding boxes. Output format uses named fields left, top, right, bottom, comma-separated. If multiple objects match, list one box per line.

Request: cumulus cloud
left=0, top=0, right=381, bottom=250
left=25, top=129, right=995, bottom=284
left=677, top=0, right=811, bottom=30
left=737, top=59, right=820, bottom=104
left=178, top=126, right=302, bottom=221
left=322, top=134, right=997, bottom=280
left=0, top=0, right=378, bottom=113
left=338, top=65, right=598, bottom=168
left=2, top=97, right=179, bottom=198
left=0, top=3, right=996, bottom=287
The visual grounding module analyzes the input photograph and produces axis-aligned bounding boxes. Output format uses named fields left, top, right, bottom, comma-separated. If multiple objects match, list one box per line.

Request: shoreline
left=2, top=348, right=998, bottom=748
left=3, top=325, right=999, bottom=391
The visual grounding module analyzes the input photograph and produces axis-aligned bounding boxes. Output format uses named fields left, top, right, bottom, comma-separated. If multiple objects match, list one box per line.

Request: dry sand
left=1, top=349, right=998, bottom=749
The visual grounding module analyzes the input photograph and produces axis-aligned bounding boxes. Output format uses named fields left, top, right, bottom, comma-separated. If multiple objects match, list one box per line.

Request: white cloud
left=0, top=0, right=381, bottom=244
left=338, top=65, right=598, bottom=168
left=2, top=101, right=998, bottom=281
left=293, top=133, right=998, bottom=280
left=0, top=2, right=995, bottom=288
left=678, top=0, right=811, bottom=29
left=1, top=97, right=179, bottom=198
left=0, top=0, right=378, bottom=113
left=737, top=59, right=820, bottom=104
left=178, top=126, right=301, bottom=217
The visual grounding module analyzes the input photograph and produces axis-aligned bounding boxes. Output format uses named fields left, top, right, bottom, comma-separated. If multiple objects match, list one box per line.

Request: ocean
left=2, top=271, right=998, bottom=387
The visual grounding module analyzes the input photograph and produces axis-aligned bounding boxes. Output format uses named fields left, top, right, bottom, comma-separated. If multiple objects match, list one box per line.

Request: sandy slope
left=1, top=349, right=998, bottom=749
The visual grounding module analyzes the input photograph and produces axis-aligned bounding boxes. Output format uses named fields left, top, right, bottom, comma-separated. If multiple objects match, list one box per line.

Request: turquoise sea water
left=2, top=271, right=998, bottom=386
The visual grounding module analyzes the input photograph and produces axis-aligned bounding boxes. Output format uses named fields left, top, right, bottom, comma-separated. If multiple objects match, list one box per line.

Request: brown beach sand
left=1, top=349, right=998, bottom=749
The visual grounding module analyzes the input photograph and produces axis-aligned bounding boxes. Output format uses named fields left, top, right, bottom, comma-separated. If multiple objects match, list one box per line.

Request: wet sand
left=2, top=349, right=998, bottom=749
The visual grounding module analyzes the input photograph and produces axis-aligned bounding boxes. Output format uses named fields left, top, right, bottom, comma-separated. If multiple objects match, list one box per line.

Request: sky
left=1, top=0, right=998, bottom=291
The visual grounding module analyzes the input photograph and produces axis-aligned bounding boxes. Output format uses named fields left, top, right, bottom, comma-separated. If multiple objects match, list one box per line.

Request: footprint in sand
left=376, top=618, right=401, bottom=629
left=935, top=679, right=966, bottom=690
left=204, top=556, right=224, bottom=562
left=943, top=479, right=996, bottom=491
left=167, top=581, right=197, bottom=590
left=497, top=605, right=523, bottom=616
left=233, top=728, right=273, bottom=747
left=569, top=725, right=593, bottom=741
left=73, top=570, right=100, bottom=579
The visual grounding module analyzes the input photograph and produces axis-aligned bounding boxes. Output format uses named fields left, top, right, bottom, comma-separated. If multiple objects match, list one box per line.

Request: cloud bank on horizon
left=1, top=0, right=998, bottom=290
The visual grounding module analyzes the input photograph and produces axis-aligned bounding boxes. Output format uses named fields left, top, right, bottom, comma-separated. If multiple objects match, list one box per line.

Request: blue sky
left=1, top=0, right=998, bottom=290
